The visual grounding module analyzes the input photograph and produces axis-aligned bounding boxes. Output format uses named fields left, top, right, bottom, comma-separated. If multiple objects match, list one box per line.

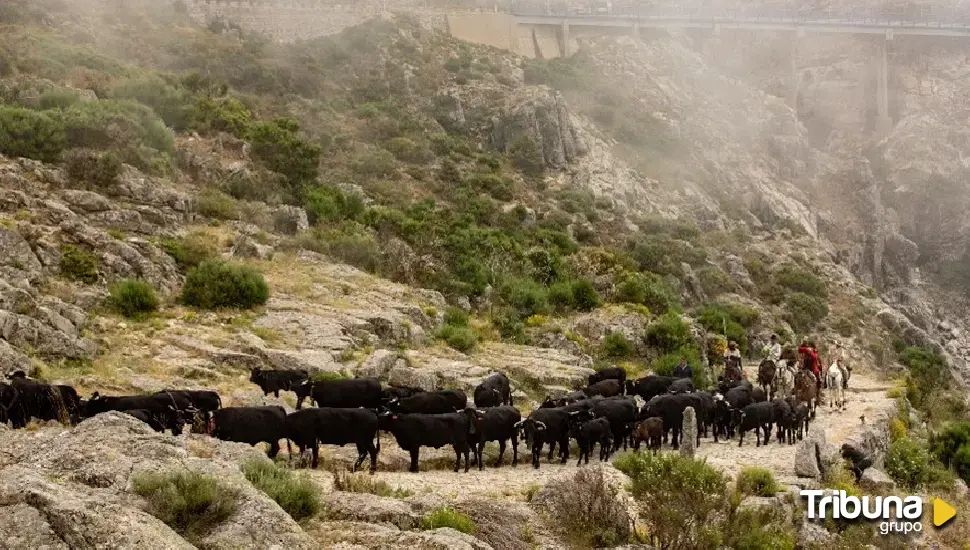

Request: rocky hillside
left=1, top=0, right=969, bottom=547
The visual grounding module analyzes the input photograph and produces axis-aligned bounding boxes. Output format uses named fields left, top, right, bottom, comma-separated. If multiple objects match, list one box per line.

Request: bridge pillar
left=876, top=37, right=892, bottom=135
left=560, top=20, right=570, bottom=57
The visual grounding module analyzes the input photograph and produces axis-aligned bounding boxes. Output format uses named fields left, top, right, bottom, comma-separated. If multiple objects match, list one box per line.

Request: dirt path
left=696, top=365, right=896, bottom=486
left=310, top=365, right=896, bottom=500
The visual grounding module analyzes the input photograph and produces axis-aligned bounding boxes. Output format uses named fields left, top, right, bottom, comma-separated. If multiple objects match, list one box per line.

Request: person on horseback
left=762, top=334, right=782, bottom=364
left=724, top=341, right=742, bottom=381
left=799, top=340, right=822, bottom=393
left=832, top=340, right=851, bottom=389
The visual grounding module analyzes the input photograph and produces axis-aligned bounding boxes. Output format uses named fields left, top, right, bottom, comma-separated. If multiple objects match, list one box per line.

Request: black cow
left=6, top=376, right=78, bottom=427
left=379, top=408, right=484, bottom=473
left=633, top=417, right=663, bottom=452
left=249, top=368, right=308, bottom=398
left=588, top=367, right=627, bottom=390
left=296, top=377, right=383, bottom=410
left=771, top=398, right=795, bottom=445
left=684, top=391, right=714, bottom=441
left=737, top=401, right=776, bottom=447
left=573, top=416, right=613, bottom=465
left=124, top=409, right=166, bottom=432
left=517, top=407, right=572, bottom=468
left=724, top=385, right=755, bottom=411
left=470, top=405, right=521, bottom=469
left=386, top=389, right=467, bottom=414
left=590, top=396, right=638, bottom=452
left=668, top=378, right=696, bottom=394
left=155, top=389, right=221, bottom=427
left=751, top=387, right=768, bottom=403
left=711, top=394, right=735, bottom=441
left=381, top=386, right=425, bottom=401
left=625, top=375, right=676, bottom=401
left=210, top=406, right=288, bottom=457
left=640, top=393, right=694, bottom=449
left=786, top=396, right=811, bottom=440
left=85, top=392, right=193, bottom=435
left=841, top=443, right=874, bottom=482
left=473, top=373, right=512, bottom=408
left=718, top=378, right=753, bottom=394
left=582, top=379, right=622, bottom=398
left=285, top=407, right=380, bottom=472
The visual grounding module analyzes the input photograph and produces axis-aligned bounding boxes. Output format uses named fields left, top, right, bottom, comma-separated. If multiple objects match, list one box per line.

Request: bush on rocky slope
left=241, top=458, right=321, bottom=521
left=108, top=279, right=159, bottom=320
left=181, top=260, right=269, bottom=310
left=131, top=470, right=240, bottom=544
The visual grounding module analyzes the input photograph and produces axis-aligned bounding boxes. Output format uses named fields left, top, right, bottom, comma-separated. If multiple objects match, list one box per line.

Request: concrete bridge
left=504, top=2, right=970, bottom=134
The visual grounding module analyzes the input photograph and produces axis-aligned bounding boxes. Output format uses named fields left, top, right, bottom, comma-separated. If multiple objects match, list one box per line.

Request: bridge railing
left=507, top=1, right=970, bottom=27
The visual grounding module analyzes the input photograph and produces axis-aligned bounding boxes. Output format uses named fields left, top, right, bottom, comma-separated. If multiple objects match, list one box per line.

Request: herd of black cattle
left=0, top=365, right=815, bottom=472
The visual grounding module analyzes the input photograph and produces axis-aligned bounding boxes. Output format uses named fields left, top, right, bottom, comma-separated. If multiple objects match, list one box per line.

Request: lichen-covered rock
left=322, top=492, right=422, bottom=530
left=356, top=349, right=400, bottom=380
left=387, top=364, right=439, bottom=391
left=794, top=432, right=827, bottom=479
left=859, top=468, right=895, bottom=492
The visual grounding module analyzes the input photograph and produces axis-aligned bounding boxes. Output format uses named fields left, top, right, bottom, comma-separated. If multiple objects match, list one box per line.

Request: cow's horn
left=513, top=420, right=525, bottom=428
left=535, top=421, right=547, bottom=429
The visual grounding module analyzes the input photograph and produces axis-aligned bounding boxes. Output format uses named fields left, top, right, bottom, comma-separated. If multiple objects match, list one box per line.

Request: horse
left=757, top=359, right=776, bottom=399
left=724, top=356, right=743, bottom=383
left=794, top=369, right=818, bottom=419
left=772, top=361, right=795, bottom=399
left=826, top=363, right=845, bottom=410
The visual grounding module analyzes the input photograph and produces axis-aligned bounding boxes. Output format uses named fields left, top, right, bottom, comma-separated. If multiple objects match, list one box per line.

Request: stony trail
left=307, top=365, right=897, bottom=500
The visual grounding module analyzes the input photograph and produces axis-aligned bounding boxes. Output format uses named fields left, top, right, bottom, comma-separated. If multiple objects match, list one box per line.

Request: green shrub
left=189, top=95, right=253, bottom=136
left=651, top=347, right=702, bottom=379
left=723, top=505, right=797, bottom=550
left=899, top=346, right=949, bottom=410
left=303, top=186, right=364, bottom=225
left=383, top=137, right=434, bottom=164
left=443, top=307, right=469, bottom=327
left=196, top=188, right=239, bottom=220
left=64, top=148, right=123, bottom=189
left=421, top=507, right=477, bottom=534
left=332, top=471, right=412, bottom=498
left=307, top=227, right=381, bottom=274
left=493, top=308, right=525, bottom=343
left=38, top=87, right=82, bottom=110
left=697, top=266, right=736, bottom=296
left=614, top=271, right=678, bottom=314
left=629, top=235, right=706, bottom=276
left=241, top=458, right=320, bottom=521
left=108, top=74, right=192, bottom=130
left=889, top=417, right=908, bottom=443
left=929, top=421, right=970, bottom=483
left=352, top=149, right=397, bottom=177
left=223, top=168, right=286, bottom=204
left=247, top=117, right=321, bottom=189
left=499, top=278, right=549, bottom=318
left=108, top=279, right=159, bottom=319
left=645, top=312, right=694, bottom=354
left=886, top=437, right=930, bottom=490
left=438, top=324, right=478, bottom=353
left=0, top=105, right=66, bottom=162
left=181, top=261, right=269, bottom=310
left=783, top=292, right=829, bottom=333
left=695, top=303, right=758, bottom=355
left=773, top=263, right=827, bottom=297
left=569, top=278, right=601, bottom=311
left=602, top=332, right=635, bottom=359
left=161, top=233, right=219, bottom=272
left=508, top=135, right=544, bottom=178
left=60, top=99, right=174, bottom=154
left=131, top=471, right=240, bottom=544
left=614, top=451, right=729, bottom=549
left=59, top=245, right=99, bottom=284
left=736, top=467, right=781, bottom=497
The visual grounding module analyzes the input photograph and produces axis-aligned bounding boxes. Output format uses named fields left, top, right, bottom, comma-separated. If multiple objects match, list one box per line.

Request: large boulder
left=859, top=468, right=895, bottom=492
left=356, top=349, right=400, bottom=380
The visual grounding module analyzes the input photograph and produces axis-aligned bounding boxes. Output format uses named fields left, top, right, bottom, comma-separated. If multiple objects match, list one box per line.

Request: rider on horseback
left=724, top=341, right=743, bottom=381
left=762, top=334, right=782, bottom=364
left=798, top=340, right=822, bottom=392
